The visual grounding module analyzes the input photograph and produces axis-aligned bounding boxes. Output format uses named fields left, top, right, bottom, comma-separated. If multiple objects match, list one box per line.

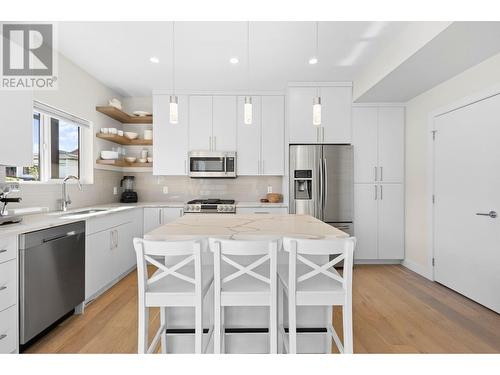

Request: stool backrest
left=209, top=238, right=278, bottom=288
left=282, top=237, right=355, bottom=291
left=133, top=238, right=202, bottom=298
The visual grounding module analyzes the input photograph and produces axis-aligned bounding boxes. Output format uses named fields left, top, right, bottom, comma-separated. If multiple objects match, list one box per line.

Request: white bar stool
left=209, top=238, right=279, bottom=354
left=279, top=237, right=355, bottom=354
left=133, top=238, right=214, bottom=354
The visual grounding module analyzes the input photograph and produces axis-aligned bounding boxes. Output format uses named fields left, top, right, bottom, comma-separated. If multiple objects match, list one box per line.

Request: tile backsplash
left=129, top=174, right=283, bottom=203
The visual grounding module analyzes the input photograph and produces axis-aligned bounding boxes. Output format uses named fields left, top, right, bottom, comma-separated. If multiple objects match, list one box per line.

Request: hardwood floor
left=25, top=265, right=500, bottom=354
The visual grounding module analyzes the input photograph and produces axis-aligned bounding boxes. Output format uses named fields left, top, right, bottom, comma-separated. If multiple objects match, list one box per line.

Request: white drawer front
left=0, top=236, right=16, bottom=263
left=0, top=260, right=16, bottom=312
left=0, top=305, right=17, bottom=354
left=236, top=207, right=288, bottom=214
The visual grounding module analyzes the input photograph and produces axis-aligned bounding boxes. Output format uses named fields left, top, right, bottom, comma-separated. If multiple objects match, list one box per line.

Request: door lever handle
left=476, top=211, right=497, bottom=218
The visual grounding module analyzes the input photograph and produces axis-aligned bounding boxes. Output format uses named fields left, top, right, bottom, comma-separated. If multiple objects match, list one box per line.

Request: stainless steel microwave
left=188, top=151, right=237, bottom=178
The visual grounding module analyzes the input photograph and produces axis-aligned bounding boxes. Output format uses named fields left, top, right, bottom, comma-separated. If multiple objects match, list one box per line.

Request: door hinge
left=432, top=130, right=437, bottom=140
left=432, top=258, right=435, bottom=267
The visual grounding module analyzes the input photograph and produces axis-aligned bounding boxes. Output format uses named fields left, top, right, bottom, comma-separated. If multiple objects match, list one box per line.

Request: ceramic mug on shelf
left=143, top=129, right=153, bottom=140
left=141, top=150, right=148, bottom=159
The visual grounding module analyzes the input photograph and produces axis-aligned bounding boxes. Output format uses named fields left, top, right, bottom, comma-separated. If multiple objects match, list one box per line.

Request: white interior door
left=434, top=93, right=500, bottom=313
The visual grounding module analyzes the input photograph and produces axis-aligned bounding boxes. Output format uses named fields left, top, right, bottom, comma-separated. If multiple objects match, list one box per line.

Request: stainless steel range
left=184, top=199, right=236, bottom=214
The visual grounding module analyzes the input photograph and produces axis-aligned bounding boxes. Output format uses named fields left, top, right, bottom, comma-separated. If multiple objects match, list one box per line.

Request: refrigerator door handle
left=323, top=158, right=328, bottom=210
left=318, top=154, right=323, bottom=219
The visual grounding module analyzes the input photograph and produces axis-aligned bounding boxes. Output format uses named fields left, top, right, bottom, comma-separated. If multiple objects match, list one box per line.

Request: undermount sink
left=60, top=208, right=110, bottom=218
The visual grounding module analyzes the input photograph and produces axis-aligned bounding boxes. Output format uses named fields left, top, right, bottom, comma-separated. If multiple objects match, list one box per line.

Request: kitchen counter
left=235, top=201, right=288, bottom=208
left=0, top=201, right=184, bottom=237
left=145, top=213, right=346, bottom=241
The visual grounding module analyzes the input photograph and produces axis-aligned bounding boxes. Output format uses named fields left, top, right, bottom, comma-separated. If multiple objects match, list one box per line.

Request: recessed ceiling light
left=309, top=57, right=318, bottom=65
left=229, top=57, right=239, bottom=64
left=149, top=56, right=160, bottom=64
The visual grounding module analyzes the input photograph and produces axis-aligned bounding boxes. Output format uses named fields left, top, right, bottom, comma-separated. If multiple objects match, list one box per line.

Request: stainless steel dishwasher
left=19, top=221, right=85, bottom=345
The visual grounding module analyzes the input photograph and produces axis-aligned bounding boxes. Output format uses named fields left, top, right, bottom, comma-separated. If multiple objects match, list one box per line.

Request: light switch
left=267, top=185, right=273, bottom=194
left=163, top=186, right=169, bottom=194
left=113, top=187, right=118, bottom=195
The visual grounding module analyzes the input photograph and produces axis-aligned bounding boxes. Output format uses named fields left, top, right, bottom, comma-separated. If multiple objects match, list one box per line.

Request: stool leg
left=326, top=306, right=333, bottom=354
left=221, top=306, right=226, bottom=354
left=214, top=297, right=221, bottom=354
left=138, top=305, right=149, bottom=354
left=270, top=295, right=277, bottom=354
left=278, top=281, right=284, bottom=354
left=160, top=307, right=167, bottom=354
left=342, top=302, right=353, bottom=354
left=195, top=299, right=203, bottom=354
left=289, top=300, right=297, bottom=354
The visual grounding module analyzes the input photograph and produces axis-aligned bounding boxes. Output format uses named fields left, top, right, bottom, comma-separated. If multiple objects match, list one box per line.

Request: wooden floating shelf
left=96, top=159, right=153, bottom=168
left=96, top=133, right=152, bottom=146
left=96, top=106, right=153, bottom=124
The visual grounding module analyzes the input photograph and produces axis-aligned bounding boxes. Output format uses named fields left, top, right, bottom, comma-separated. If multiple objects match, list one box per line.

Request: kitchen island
left=144, top=213, right=348, bottom=354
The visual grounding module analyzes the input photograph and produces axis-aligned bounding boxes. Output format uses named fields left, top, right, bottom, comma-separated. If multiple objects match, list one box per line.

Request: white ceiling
left=57, top=21, right=411, bottom=97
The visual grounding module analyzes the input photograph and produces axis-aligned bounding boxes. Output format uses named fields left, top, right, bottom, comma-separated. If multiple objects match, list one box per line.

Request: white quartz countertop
left=144, top=214, right=348, bottom=240
left=236, top=202, right=288, bottom=208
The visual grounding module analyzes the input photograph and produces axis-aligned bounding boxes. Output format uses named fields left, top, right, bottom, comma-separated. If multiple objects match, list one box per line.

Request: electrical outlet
left=163, top=186, right=169, bottom=194
left=267, top=185, right=273, bottom=194
left=113, top=186, right=118, bottom=195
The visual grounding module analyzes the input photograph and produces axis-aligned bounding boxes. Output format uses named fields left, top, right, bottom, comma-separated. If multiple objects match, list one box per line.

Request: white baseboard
left=402, top=259, right=434, bottom=280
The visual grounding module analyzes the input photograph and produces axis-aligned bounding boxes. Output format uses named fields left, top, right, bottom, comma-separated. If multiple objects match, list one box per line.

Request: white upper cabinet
left=189, top=96, right=213, bottom=151
left=378, top=107, right=405, bottom=183
left=0, top=91, right=33, bottom=167
left=321, top=86, right=352, bottom=143
left=153, top=94, right=189, bottom=176
left=352, top=106, right=405, bottom=183
left=212, top=96, right=237, bottom=151
left=261, top=96, right=285, bottom=175
left=352, top=107, right=378, bottom=183
left=288, top=87, right=318, bottom=144
left=288, top=85, right=352, bottom=144
left=237, top=96, right=261, bottom=175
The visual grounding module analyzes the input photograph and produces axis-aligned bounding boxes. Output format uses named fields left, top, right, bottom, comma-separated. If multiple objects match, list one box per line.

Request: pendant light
left=169, top=22, right=178, bottom=124
left=244, top=22, right=252, bottom=125
left=312, top=22, right=321, bottom=126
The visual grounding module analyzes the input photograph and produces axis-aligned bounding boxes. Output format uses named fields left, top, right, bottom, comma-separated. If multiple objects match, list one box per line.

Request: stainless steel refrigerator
left=289, top=144, right=353, bottom=235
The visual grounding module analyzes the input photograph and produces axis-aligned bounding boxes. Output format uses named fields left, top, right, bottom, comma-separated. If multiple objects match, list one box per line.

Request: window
left=6, top=103, right=89, bottom=183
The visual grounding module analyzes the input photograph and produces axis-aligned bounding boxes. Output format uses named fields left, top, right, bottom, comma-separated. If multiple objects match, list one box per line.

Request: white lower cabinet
left=85, top=209, right=143, bottom=300
left=0, top=305, right=17, bottom=354
left=0, top=235, right=18, bottom=354
left=236, top=207, right=288, bottom=214
left=354, top=183, right=404, bottom=260
left=143, top=207, right=184, bottom=234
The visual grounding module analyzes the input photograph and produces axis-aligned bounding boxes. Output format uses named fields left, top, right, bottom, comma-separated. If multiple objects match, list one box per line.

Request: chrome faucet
left=61, top=175, right=82, bottom=212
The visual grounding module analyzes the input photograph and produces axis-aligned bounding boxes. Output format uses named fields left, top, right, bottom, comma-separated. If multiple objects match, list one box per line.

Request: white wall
left=404, top=51, right=500, bottom=277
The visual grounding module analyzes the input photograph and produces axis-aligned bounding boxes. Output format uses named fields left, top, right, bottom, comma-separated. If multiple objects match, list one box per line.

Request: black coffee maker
left=120, top=176, right=138, bottom=203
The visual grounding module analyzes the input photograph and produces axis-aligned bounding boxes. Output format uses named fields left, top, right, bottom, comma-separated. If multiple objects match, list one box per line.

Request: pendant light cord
left=247, top=21, right=250, bottom=93
left=172, top=21, right=176, bottom=95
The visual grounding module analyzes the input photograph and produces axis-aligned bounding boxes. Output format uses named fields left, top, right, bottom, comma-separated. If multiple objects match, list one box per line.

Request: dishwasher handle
left=42, top=230, right=77, bottom=243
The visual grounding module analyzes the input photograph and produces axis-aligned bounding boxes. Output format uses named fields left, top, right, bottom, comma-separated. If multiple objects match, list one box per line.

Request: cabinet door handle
left=184, top=159, right=187, bottom=174
left=262, top=160, right=265, bottom=175
left=374, top=166, right=378, bottom=181
left=209, top=136, right=212, bottom=151
left=316, top=127, right=319, bottom=143
left=159, top=210, right=162, bottom=225
left=380, top=166, right=383, bottom=181
left=322, top=127, right=325, bottom=142
left=374, top=185, right=378, bottom=200
left=213, top=136, right=217, bottom=151
left=380, top=185, right=383, bottom=200
left=257, top=160, right=260, bottom=174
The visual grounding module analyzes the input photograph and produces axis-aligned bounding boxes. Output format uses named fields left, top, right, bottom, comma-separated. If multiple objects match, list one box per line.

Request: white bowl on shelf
left=137, top=158, right=147, bottom=163
left=124, top=157, right=137, bottom=163
left=100, top=151, right=119, bottom=160
left=124, top=132, right=138, bottom=140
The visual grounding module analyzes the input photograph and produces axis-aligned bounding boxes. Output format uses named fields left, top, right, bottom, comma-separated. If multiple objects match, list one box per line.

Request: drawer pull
left=0, top=249, right=7, bottom=253
left=0, top=286, right=6, bottom=291
left=0, top=334, right=6, bottom=341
